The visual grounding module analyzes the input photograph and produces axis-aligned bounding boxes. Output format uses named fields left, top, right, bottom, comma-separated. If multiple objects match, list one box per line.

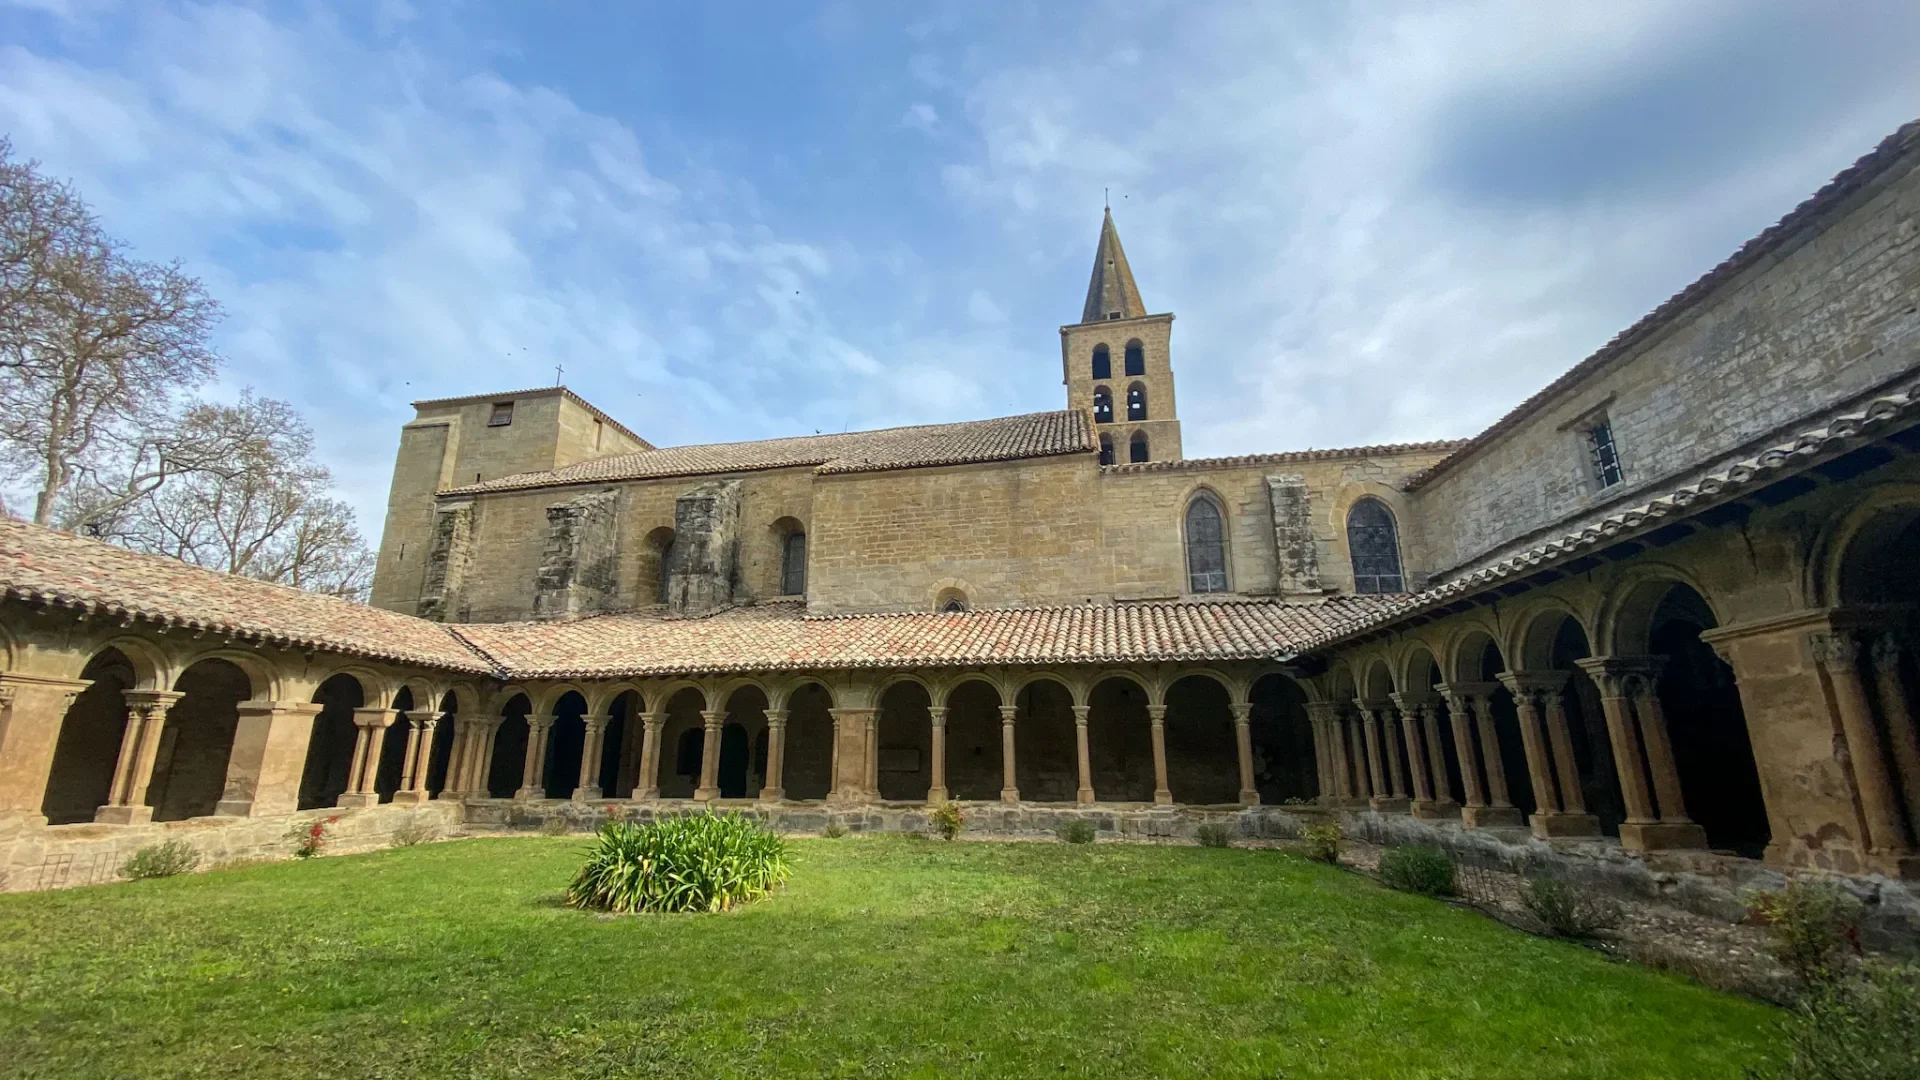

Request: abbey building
left=2, top=119, right=1919, bottom=899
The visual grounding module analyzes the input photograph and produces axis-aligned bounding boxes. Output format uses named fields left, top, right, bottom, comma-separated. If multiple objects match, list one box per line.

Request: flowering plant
left=288, top=815, right=341, bottom=859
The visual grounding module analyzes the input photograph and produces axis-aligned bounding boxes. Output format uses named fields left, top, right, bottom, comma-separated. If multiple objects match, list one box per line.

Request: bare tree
left=0, top=140, right=222, bottom=524
left=69, top=393, right=376, bottom=601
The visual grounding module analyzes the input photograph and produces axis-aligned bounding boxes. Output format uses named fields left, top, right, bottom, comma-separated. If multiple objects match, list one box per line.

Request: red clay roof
left=1101, top=440, right=1466, bottom=474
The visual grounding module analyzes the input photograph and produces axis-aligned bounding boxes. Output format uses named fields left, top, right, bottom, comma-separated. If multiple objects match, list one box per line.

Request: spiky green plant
left=566, top=812, right=791, bottom=914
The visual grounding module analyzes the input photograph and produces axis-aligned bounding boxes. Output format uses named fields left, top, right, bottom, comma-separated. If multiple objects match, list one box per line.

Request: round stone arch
left=1507, top=598, right=1596, bottom=672
left=1395, top=640, right=1445, bottom=696
left=877, top=672, right=938, bottom=706
left=308, top=663, right=395, bottom=709
left=1328, top=481, right=1417, bottom=591
left=1162, top=669, right=1240, bottom=804
left=1355, top=656, right=1397, bottom=702
left=488, top=684, right=539, bottom=715
left=79, top=633, right=177, bottom=693
left=1444, top=626, right=1506, bottom=685
left=443, top=682, right=489, bottom=716
left=588, top=680, right=649, bottom=717
left=1010, top=673, right=1078, bottom=802
left=173, top=645, right=281, bottom=704
left=1807, top=481, right=1920, bottom=607
left=398, top=676, right=451, bottom=715
left=929, top=577, right=977, bottom=613
left=1596, top=561, right=1725, bottom=657
left=1321, top=659, right=1359, bottom=705
left=531, top=682, right=594, bottom=717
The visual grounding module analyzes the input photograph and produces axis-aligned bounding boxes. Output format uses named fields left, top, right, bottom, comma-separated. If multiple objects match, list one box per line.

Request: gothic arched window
left=1093, top=386, right=1113, bottom=424
left=1129, top=431, right=1149, bottom=463
left=1098, top=435, right=1114, bottom=466
left=781, top=530, right=807, bottom=595
left=1091, top=344, right=1111, bottom=380
left=1347, top=497, right=1404, bottom=594
left=1185, top=495, right=1229, bottom=593
left=1124, top=340, right=1145, bottom=376
left=1127, top=383, right=1147, bottom=421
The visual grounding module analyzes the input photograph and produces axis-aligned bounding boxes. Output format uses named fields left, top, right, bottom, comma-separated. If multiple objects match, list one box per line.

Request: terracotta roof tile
left=444, top=410, right=1096, bottom=495
left=1100, top=440, right=1467, bottom=474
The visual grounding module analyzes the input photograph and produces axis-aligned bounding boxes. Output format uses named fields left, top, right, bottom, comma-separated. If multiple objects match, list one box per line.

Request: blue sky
left=2, top=1, right=1918, bottom=534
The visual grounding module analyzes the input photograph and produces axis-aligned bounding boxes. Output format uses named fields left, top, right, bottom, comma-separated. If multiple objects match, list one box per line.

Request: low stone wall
left=0, top=802, right=465, bottom=893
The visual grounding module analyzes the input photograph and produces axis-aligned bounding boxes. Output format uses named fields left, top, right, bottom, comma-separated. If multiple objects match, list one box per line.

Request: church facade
left=1, top=120, right=1919, bottom=893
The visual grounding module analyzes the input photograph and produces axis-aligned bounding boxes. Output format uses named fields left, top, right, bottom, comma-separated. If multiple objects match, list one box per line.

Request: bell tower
left=1060, top=208, right=1182, bottom=464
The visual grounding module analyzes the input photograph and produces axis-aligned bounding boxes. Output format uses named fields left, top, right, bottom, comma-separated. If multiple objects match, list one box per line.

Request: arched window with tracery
left=781, top=530, right=807, bottom=595
left=1185, top=495, right=1229, bottom=593
left=1092, top=386, right=1113, bottom=424
left=1127, top=383, right=1147, bottom=421
left=1129, top=432, right=1149, bottom=462
left=1098, top=435, right=1114, bottom=466
left=1091, top=344, right=1111, bottom=380
left=1124, top=340, right=1145, bottom=376
left=1347, top=497, right=1404, bottom=594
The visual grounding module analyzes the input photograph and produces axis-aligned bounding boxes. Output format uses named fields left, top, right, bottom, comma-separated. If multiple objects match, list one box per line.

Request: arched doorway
left=783, top=683, right=834, bottom=801
left=300, top=674, right=363, bottom=809
left=373, top=687, right=414, bottom=803
left=1163, top=675, right=1236, bottom=805
left=1087, top=676, right=1154, bottom=802
left=41, top=649, right=136, bottom=825
left=717, top=685, right=770, bottom=799
left=543, top=691, right=588, bottom=799
left=1646, top=584, right=1768, bottom=857
left=1403, top=648, right=1465, bottom=810
left=424, top=692, right=459, bottom=797
left=1014, top=678, right=1076, bottom=803
left=654, top=687, right=707, bottom=799
left=876, top=681, right=933, bottom=802
left=148, top=658, right=248, bottom=821
left=1830, top=506, right=1920, bottom=859
left=1455, top=634, right=1535, bottom=820
left=602, top=691, right=640, bottom=798
left=1249, top=674, right=1315, bottom=804
left=487, top=694, right=532, bottom=799
left=943, top=680, right=1002, bottom=801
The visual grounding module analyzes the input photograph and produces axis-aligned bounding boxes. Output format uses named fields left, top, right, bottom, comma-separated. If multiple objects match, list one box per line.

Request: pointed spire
left=1079, top=207, right=1146, bottom=324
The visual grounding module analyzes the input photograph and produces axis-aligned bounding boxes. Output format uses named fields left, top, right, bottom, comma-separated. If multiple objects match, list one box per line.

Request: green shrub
left=1194, top=822, right=1234, bottom=848
left=1522, top=875, right=1621, bottom=938
left=928, top=802, right=964, bottom=841
left=121, top=840, right=199, bottom=880
left=566, top=812, right=790, bottom=914
left=1300, top=822, right=1342, bottom=864
left=1748, top=877, right=1864, bottom=986
left=822, top=819, right=849, bottom=839
left=391, top=816, right=438, bottom=847
left=1760, top=961, right=1920, bottom=1079
left=1058, top=818, right=1096, bottom=845
left=1378, top=845, right=1455, bottom=897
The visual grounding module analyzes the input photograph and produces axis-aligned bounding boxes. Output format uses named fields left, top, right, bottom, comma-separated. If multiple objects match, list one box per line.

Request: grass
left=0, top=836, right=1781, bottom=1079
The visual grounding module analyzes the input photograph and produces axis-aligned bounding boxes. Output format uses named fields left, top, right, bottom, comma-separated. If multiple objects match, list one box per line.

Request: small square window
left=1107, top=311, right=1121, bottom=320
left=1587, top=418, right=1624, bottom=489
left=487, top=401, right=514, bottom=427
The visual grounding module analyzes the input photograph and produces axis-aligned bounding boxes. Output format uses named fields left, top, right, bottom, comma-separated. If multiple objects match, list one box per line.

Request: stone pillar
left=1346, top=713, right=1374, bottom=799
left=1471, top=691, right=1513, bottom=810
left=390, top=709, right=440, bottom=806
left=1072, top=704, right=1096, bottom=805
left=760, top=708, right=788, bottom=802
left=1437, top=686, right=1486, bottom=814
left=864, top=711, right=879, bottom=796
left=694, top=709, right=724, bottom=802
left=95, top=689, right=184, bottom=824
left=515, top=713, right=555, bottom=801
left=1420, top=702, right=1459, bottom=814
left=216, top=700, right=322, bottom=817
left=1499, top=671, right=1598, bottom=838
left=1148, top=704, right=1172, bottom=805
left=337, top=708, right=398, bottom=808
left=1358, top=702, right=1386, bottom=798
left=1576, top=658, right=1705, bottom=851
left=439, top=717, right=471, bottom=797
left=1812, top=634, right=1914, bottom=856
left=1231, top=702, right=1258, bottom=807
left=1357, top=701, right=1405, bottom=811
left=1305, top=701, right=1342, bottom=806
left=0, top=674, right=90, bottom=828
left=926, top=706, right=949, bottom=804
left=827, top=707, right=875, bottom=804
left=1389, top=693, right=1435, bottom=813
left=998, top=704, right=1019, bottom=805
left=637, top=711, right=664, bottom=799
left=1543, top=690, right=1588, bottom=816
left=1871, top=633, right=1920, bottom=835
left=573, top=713, right=609, bottom=801
left=1439, top=683, right=1519, bottom=828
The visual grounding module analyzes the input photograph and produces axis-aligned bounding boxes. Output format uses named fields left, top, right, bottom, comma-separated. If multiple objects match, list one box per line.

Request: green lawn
left=0, top=835, right=1781, bottom=1079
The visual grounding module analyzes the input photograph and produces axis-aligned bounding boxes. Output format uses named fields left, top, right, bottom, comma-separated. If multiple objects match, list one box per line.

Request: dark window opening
left=1124, top=341, right=1145, bottom=376
left=1098, top=436, right=1114, bottom=466
left=1185, top=497, right=1228, bottom=593
left=1091, top=344, right=1111, bottom=380
left=674, top=728, right=702, bottom=776
left=781, top=530, right=807, bottom=595
left=1127, top=384, right=1147, bottom=421
left=942, top=597, right=967, bottom=613
left=1588, top=418, right=1624, bottom=488
left=487, top=401, right=514, bottom=427
left=1347, top=497, right=1404, bottom=594
left=1107, top=312, right=1120, bottom=320
left=1092, top=386, right=1113, bottom=424
left=1129, top=432, right=1149, bottom=463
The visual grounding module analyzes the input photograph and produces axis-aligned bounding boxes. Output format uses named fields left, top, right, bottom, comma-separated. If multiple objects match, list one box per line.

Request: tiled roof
left=0, top=519, right=493, bottom=674
left=1405, top=117, right=1920, bottom=492
left=443, top=410, right=1097, bottom=495
left=1101, top=440, right=1467, bottom=474
left=410, top=386, right=651, bottom=449
left=451, top=596, right=1401, bottom=679
left=1292, top=377, right=1920, bottom=655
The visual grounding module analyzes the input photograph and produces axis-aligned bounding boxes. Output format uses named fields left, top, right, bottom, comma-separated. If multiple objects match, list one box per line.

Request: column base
left=924, top=787, right=948, bottom=805
left=1619, top=820, right=1708, bottom=852
left=639, top=787, right=660, bottom=800
left=390, top=790, right=430, bottom=806
left=334, top=792, right=379, bottom=809
left=1000, top=789, right=1020, bottom=806
left=693, top=787, right=718, bottom=802
left=94, top=804, right=154, bottom=825
left=570, top=785, right=602, bottom=802
left=511, top=787, right=543, bottom=802
left=759, top=787, right=787, bottom=803
left=1153, top=790, right=1173, bottom=806
left=1238, top=790, right=1261, bottom=807
left=1077, top=789, right=1096, bottom=805
left=1529, top=811, right=1601, bottom=839
left=1368, top=795, right=1411, bottom=814
left=1865, top=851, right=1920, bottom=881
left=1461, top=804, right=1525, bottom=829
left=1410, top=799, right=1460, bottom=820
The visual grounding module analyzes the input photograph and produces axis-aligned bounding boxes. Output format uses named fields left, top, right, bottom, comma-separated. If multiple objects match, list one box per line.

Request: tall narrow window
left=1091, top=344, right=1111, bottom=380
left=1098, top=435, right=1114, bottom=466
left=1127, top=383, right=1147, bottom=421
left=1129, top=431, right=1149, bottom=463
left=1587, top=417, right=1624, bottom=489
left=1185, top=496, right=1228, bottom=593
left=1347, top=497, right=1404, bottom=594
left=1093, top=386, right=1113, bottom=424
left=1124, top=340, right=1145, bottom=376
left=781, top=530, right=807, bottom=595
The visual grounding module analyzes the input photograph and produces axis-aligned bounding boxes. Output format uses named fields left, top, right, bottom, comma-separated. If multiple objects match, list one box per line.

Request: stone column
left=1420, top=702, right=1458, bottom=814
left=827, top=707, right=876, bottom=803
left=1304, top=701, right=1342, bottom=806
left=998, top=704, right=1019, bottom=805
left=1357, top=701, right=1387, bottom=800
left=1870, top=634, right=1920, bottom=837
left=1632, top=686, right=1692, bottom=824
left=476, top=716, right=505, bottom=798
left=439, top=717, right=472, bottom=797
left=573, top=713, right=609, bottom=801
left=1576, top=658, right=1704, bottom=851
left=1437, top=686, right=1486, bottom=815
left=1148, top=704, right=1172, bottom=805
left=1812, top=634, right=1913, bottom=855
left=1543, top=689, right=1588, bottom=816
left=637, top=711, right=664, bottom=799
left=217, top=700, right=322, bottom=817
left=1440, top=684, right=1519, bottom=828
left=1231, top=702, right=1258, bottom=807
left=1499, top=671, right=1598, bottom=838
left=95, top=689, right=184, bottom=824
left=864, top=711, right=879, bottom=795
left=1499, top=675, right=1561, bottom=815
left=514, top=713, right=555, bottom=801
left=694, top=709, right=724, bottom=802
left=1346, top=713, right=1374, bottom=799
left=760, top=708, right=788, bottom=802
left=390, top=709, right=440, bottom=806
left=1389, top=693, right=1435, bottom=813
left=337, top=708, right=398, bottom=808
left=926, top=706, right=949, bottom=804
left=0, top=674, right=90, bottom=829
left=1072, top=704, right=1096, bottom=805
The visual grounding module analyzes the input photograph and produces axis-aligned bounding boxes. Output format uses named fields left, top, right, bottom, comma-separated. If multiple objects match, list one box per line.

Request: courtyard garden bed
left=0, top=835, right=1782, bottom=1078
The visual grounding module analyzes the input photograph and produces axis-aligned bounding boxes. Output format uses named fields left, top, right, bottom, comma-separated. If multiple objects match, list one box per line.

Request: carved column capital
left=764, top=707, right=789, bottom=729
left=353, top=707, right=399, bottom=729
left=123, top=688, right=185, bottom=720
left=1072, top=704, right=1091, bottom=727
left=642, top=709, right=665, bottom=732
left=1229, top=702, right=1252, bottom=726
left=699, top=708, right=726, bottom=730
left=403, top=709, right=441, bottom=730
left=926, top=705, right=947, bottom=726
left=1146, top=704, right=1167, bottom=723
left=580, top=712, right=610, bottom=735
left=998, top=704, right=1018, bottom=724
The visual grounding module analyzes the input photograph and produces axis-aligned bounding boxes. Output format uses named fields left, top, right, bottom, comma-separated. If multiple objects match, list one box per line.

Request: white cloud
left=966, top=289, right=1004, bottom=324
left=902, top=101, right=939, bottom=134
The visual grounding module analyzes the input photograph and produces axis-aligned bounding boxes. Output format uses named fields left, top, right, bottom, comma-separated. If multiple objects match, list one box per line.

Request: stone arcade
left=3, top=122, right=1920, bottom=905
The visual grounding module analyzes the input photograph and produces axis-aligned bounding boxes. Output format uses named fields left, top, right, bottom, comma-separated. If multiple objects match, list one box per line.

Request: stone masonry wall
left=666, top=480, right=742, bottom=616
left=532, top=488, right=622, bottom=620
